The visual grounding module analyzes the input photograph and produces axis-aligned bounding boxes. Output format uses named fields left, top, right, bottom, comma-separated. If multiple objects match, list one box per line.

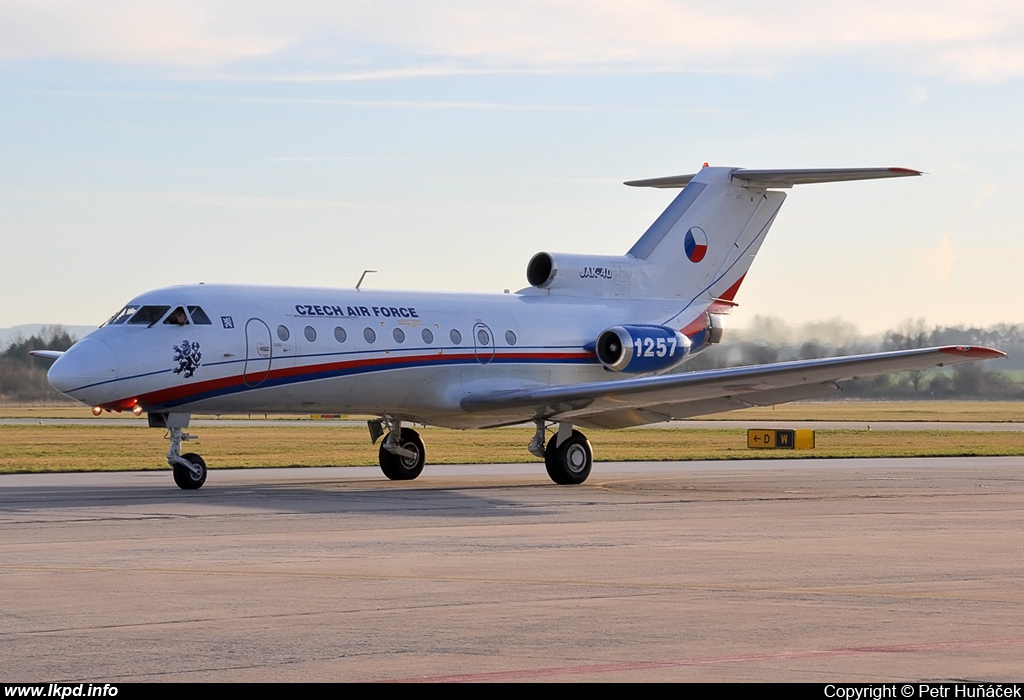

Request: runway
left=2, top=458, right=1023, bottom=682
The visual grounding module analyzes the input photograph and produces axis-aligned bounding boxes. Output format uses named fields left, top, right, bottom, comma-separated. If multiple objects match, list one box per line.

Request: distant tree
left=737, top=343, right=778, bottom=366
left=4, top=325, right=77, bottom=364
left=882, top=318, right=930, bottom=393
left=953, top=362, right=984, bottom=395
left=798, top=341, right=826, bottom=360
left=0, top=326, right=78, bottom=402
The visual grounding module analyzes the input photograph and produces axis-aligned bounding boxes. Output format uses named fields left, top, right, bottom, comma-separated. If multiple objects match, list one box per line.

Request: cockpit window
left=163, top=307, right=190, bottom=326
left=105, top=305, right=139, bottom=326
left=127, top=305, right=171, bottom=326
left=188, top=306, right=212, bottom=325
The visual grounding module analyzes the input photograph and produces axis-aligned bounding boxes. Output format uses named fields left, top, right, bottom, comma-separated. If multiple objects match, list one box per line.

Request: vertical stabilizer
left=625, top=166, right=785, bottom=304
left=521, top=166, right=919, bottom=302
left=623, top=166, right=921, bottom=305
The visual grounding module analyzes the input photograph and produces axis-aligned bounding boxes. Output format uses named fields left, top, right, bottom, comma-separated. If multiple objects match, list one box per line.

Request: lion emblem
left=172, top=340, right=202, bottom=379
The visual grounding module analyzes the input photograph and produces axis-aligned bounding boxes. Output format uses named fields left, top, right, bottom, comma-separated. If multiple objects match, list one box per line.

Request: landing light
left=132, top=404, right=143, bottom=416
left=91, top=406, right=103, bottom=416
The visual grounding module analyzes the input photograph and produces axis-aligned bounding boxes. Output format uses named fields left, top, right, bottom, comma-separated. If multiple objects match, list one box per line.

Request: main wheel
left=379, top=428, right=425, bottom=481
left=173, top=453, right=207, bottom=490
left=544, top=430, right=592, bottom=485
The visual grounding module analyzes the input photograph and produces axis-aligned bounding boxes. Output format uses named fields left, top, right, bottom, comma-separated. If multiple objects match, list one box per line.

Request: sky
left=1, top=1, right=1022, bottom=334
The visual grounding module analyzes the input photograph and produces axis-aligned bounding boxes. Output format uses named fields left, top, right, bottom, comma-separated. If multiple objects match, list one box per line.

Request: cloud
left=923, top=234, right=959, bottom=281
left=931, top=43, right=1024, bottom=84
left=2, top=1, right=1024, bottom=83
left=906, top=83, right=930, bottom=105
left=0, top=1, right=286, bottom=65
left=970, top=183, right=996, bottom=211
left=12, top=188, right=354, bottom=211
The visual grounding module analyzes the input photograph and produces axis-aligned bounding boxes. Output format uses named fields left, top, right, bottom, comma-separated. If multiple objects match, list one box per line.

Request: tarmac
left=2, top=457, right=1023, bottom=682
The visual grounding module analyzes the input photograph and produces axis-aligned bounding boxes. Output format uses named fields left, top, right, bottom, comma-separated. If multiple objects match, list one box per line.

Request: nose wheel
left=172, top=453, right=207, bottom=490
left=165, top=422, right=207, bottom=490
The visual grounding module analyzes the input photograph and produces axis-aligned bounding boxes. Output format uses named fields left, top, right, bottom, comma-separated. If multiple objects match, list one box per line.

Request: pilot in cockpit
left=168, top=308, right=188, bottom=326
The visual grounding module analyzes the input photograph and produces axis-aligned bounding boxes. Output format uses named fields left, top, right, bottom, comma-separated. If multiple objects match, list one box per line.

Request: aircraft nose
left=48, top=338, right=119, bottom=403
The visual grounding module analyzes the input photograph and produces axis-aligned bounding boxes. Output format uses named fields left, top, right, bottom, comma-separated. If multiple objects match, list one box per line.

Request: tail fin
left=519, top=166, right=918, bottom=302
left=624, top=166, right=920, bottom=304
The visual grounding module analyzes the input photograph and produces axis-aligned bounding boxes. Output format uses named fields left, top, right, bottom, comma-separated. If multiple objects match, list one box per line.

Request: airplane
left=34, top=165, right=1005, bottom=490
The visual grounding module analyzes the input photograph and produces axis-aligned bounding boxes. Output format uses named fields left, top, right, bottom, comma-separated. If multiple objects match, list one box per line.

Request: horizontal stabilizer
left=626, top=167, right=921, bottom=189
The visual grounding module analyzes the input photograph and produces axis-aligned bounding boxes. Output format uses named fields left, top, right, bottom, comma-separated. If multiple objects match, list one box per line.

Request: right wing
left=461, top=345, right=1004, bottom=429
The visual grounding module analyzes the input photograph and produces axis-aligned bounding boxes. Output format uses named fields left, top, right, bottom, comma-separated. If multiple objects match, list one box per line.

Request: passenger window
left=450, top=329, right=462, bottom=345
left=477, top=328, right=490, bottom=345
left=163, top=307, right=190, bottom=326
left=128, top=305, right=171, bottom=326
left=505, top=330, right=517, bottom=346
left=304, top=326, right=317, bottom=342
left=188, top=306, right=212, bottom=325
left=334, top=327, right=347, bottom=343
left=421, top=328, right=434, bottom=344
left=393, top=328, right=405, bottom=343
left=363, top=327, right=376, bottom=343
left=277, top=325, right=290, bottom=341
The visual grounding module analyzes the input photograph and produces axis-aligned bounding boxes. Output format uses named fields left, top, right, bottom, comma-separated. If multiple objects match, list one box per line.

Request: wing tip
left=937, top=345, right=1006, bottom=359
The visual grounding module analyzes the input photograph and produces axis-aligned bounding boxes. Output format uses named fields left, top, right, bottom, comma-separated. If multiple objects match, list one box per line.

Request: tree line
left=686, top=317, right=1024, bottom=400
left=0, top=326, right=79, bottom=402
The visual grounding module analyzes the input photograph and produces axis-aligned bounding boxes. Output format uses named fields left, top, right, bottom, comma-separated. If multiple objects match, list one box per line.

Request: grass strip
left=1, top=424, right=1022, bottom=474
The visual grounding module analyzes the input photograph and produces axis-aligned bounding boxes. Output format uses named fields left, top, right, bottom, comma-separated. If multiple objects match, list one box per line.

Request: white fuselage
left=48, top=284, right=713, bottom=429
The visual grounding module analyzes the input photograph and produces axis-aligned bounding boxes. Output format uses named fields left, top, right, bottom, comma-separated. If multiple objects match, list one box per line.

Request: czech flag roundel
left=684, top=227, right=708, bottom=263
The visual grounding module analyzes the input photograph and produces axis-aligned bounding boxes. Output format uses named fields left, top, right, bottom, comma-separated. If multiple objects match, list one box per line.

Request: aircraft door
left=243, top=318, right=272, bottom=387
left=473, top=322, right=495, bottom=364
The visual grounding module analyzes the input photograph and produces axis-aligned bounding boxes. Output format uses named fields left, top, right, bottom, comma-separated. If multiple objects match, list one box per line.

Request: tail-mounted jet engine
left=595, top=325, right=692, bottom=374
left=525, top=252, right=650, bottom=298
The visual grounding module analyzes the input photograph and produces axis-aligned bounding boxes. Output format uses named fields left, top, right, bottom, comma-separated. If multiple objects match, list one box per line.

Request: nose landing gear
left=172, top=451, right=207, bottom=490
left=167, top=425, right=206, bottom=489
left=152, top=413, right=207, bottom=490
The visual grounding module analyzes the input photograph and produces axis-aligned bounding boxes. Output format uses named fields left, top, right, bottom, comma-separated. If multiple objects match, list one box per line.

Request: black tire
left=173, top=453, right=207, bottom=490
left=544, top=430, right=592, bottom=485
left=379, top=428, right=425, bottom=481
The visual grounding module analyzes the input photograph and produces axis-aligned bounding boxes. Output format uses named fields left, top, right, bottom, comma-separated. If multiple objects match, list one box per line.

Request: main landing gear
left=530, top=420, right=593, bottom=485
left=370, top=416, right=426, bottom=481
left=367, top=417, right=592, bottom=485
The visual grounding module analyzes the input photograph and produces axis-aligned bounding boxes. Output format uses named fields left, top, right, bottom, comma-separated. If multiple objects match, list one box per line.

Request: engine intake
left=526, top=252, right=556, bottom=288
left=596, top=325, right=692, bottom=374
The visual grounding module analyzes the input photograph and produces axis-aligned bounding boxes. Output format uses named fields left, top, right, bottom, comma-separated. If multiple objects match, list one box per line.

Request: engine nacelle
left=525, top=252, right=650, bottom=297
left=595, top=325, right=692, bottom=374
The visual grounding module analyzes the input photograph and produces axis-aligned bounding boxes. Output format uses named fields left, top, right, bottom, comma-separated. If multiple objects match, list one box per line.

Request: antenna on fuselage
left=355, top=270, right=377, bottom=291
